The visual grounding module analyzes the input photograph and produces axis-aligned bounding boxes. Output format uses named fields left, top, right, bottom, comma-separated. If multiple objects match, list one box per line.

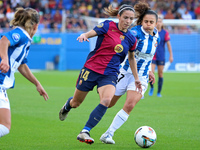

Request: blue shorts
left=76, top=67, right=117, bottom=92
left=152, top=60, right=165, bottom=66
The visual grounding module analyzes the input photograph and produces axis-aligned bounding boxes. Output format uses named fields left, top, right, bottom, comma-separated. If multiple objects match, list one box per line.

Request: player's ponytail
left=134, top=1, right=158, bottom=25
left=104, top=4, right=134, bottom=17
left=10, top=7, right=39, bottom=34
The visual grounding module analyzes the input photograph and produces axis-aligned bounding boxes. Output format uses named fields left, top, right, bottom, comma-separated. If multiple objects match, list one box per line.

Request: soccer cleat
left=157, top=93, right=162, bottom=97
left=59, top=104, right=69, bottom=121
left=100, top=133, right=115, bottom=144
left=148, top=88, right=154, bottom=96
left=77, top=132, right=94, bottom=145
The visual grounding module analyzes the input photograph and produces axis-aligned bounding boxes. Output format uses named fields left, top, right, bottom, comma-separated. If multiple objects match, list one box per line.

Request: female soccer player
left=59, top=4, right=142, bottom=144
left=149, top=16, right=173, bottom=97
left=100, top=1, right=159, bottom=144
left=0, top=8, right=49, bottom=138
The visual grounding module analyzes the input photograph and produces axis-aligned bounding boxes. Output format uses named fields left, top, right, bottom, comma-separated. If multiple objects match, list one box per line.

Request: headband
left=118, top=6, right=135, bottom=14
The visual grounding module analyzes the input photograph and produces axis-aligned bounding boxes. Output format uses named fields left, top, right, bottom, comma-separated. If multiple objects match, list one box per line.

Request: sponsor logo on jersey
left=12, top=33, right=20, bottom=42
left=97, top=23, right=104, bottom=28
left=120, top=35, right=125, bottom=41
left=114, top=44, right=123, bottom=53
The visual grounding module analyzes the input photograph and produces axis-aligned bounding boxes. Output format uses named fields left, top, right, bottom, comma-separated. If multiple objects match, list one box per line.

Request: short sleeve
left=130, top=26, right=140, bottom=39
left=93, top=20, right=110, bottom=35
left=164, top=30, right=170, bottom=42
left=4, top=28, right=22, bottom=46
left=129, top=37, right=137, bottom=52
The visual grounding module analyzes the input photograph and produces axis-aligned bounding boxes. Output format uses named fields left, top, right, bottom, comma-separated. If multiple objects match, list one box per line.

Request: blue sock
left=83, top=104, right=108, bottom=132
left=158, top=77, right=163, bottom=94
left=64, top=97, right=73, bottom=111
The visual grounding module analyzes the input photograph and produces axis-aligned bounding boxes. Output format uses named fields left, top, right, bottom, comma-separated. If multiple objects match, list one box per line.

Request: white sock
left=106, top=109, right=129, bottom=137
left=0, top=124, right=9, bottom=137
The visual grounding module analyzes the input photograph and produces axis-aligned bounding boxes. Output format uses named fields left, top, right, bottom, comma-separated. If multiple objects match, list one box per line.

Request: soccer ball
left=134, top=126, right=157, bottom=148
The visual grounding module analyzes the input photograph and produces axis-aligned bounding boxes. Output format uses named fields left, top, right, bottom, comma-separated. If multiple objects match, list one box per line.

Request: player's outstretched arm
left=18, top=64, right=49, bottom=101
left=77, top=30, right=97, bottom=42
left=0, top=36, right=10, bottom=73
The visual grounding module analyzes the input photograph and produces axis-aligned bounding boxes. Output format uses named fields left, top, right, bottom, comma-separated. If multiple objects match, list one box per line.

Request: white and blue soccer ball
left=134, top=126, right=157, bottom=148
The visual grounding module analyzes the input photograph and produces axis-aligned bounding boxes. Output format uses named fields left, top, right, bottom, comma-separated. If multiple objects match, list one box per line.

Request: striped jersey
left=84, top=20, right=137, bottom=77
left=153, top=29, right=170, bottom=61
left=0, top=27, right=32, bottom=89
left=120, top=25, right=160, bottom=81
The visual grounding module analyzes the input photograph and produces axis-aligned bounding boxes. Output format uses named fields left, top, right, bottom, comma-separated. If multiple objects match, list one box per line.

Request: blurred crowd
left=0, top=0, right=200, bottom=33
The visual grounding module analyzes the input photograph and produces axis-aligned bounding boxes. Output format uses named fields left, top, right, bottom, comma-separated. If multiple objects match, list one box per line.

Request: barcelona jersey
left=84, top=20, right=137, bottom=77
left=153, top=29, right=170, bottom=61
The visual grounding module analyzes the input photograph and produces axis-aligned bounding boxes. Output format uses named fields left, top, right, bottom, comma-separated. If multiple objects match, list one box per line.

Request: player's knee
left=124, top=102, right=136, bottom=113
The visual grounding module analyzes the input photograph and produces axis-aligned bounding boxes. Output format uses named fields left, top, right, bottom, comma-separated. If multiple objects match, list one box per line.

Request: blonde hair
left=10, top=7, right=40, bottom=34
left=104, top=4, right=134, bottom=17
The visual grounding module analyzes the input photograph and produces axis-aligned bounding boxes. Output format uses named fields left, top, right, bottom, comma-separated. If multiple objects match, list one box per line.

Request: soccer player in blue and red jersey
left=0, top=8, right=49, bottom=138
left=59, top=4, right=142, bottom=144
left=100, top=1, right=159, bottom=144
left=149, top=16, right=173, bottom=97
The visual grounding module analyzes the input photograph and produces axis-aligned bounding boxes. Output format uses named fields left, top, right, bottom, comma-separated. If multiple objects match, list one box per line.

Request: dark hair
left=134, top=1, right=158, bottom=25
left=104, top=4, right=134, bottom=17
left=10, top=7, right=40, bottom=33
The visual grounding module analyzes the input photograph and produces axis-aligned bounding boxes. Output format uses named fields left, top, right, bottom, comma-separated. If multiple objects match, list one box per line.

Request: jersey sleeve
left=164, top=30, right=170, bottom=42
left=129, top=37, right=137, bottom=52
left=93, top=20, right=110, bottom=35
left=130, top=26, right=140, bottom=39
left=4, top=28, right=23, bottom=46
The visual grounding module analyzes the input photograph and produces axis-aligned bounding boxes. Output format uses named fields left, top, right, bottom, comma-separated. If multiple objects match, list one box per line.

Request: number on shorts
left=117, top=73, right=124, bottom=83
left=80, top=69, right=90, bottom=81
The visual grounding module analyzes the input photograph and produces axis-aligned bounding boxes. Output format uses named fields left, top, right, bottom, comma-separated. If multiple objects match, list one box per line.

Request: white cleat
left=59, top=104, right=69, bottom=121
left=100, top=133, right=115, bottom=144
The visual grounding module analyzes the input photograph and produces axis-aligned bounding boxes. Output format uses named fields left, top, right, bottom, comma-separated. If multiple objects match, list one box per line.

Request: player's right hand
left=0, top=59, right=9, bottom=73
left=77, top=34, right=89, bottom=42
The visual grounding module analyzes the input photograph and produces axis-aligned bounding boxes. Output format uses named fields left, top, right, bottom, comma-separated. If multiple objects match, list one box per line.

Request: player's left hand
left=149, top=71, right=155, bottom=84
left=135, top=80, right=142, bottom=94
left=36, top=84, right=49, bottom=101
left=77, top=33, right=89, bottom=42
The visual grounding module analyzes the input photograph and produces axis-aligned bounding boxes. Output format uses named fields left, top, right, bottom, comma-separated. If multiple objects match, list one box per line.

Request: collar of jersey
left=141, top=26, right=159, bottom=38
left=16, top=26, right=32, bottom=41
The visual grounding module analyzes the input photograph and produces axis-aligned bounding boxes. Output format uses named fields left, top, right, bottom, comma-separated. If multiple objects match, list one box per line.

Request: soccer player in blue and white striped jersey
left=100, top=1, right=160, bottom=144
left=0, top=8, right=49, bottom=138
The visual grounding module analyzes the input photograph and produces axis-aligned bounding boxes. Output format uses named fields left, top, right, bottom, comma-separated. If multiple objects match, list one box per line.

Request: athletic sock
left=106, top=109, right=129, bottom=137
left=158, top=77, right=163, bottom=94
left=150, top=81, right=154, bottom=89
left=64, top=97, right=73, bottom=111
left=82, top=104, right=108, bottom=132
left=0, top=124, right=9, bottom=137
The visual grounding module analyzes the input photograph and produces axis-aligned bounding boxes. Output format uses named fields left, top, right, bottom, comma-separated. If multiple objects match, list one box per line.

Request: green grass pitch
left=0, top=71, right=199, bottom=150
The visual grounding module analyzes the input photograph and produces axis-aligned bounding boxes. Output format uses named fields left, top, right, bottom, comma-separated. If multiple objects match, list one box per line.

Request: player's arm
left=166, top=41, right=173, bottom=63
left=128, top=51, right=142, bottom=93
left=18, top=64, right=49, bottom=101
left=0, top=36, right=10, bottom=73
left=77, top=30, right=97, bottom=42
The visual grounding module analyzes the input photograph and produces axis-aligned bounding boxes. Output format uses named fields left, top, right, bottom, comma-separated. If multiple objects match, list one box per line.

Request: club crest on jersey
left=154, top=41, right=158, bottom=47
left=131, top=30, right=137, bottom=36
left=120, top=35, right=125, bottom=41
left=114, top=44, right=123, bottom=53
left=97, top=23, right=104, bottom=28
left=12, top=33, right=20, bottom=42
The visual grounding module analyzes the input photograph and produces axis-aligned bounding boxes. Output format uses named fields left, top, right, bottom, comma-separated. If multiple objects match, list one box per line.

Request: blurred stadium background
left=0, top=0, right=200, bottom=72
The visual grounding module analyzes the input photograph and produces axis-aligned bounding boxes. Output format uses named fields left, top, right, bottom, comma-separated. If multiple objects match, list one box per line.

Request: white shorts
left=115, top=73, right=148, bottom=96
left=0, top=88, right=10, bottom=109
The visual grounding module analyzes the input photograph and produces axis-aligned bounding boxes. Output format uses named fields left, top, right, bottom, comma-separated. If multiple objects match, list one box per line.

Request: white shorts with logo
left=115, top=72, right=148, bottom=96
left=0, top=88, right=10, bottom=109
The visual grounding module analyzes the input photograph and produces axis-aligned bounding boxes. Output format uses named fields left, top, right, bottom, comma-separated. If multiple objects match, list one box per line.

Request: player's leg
left=77, top=84, right=116, bottom=144
left=157, top=64, right=164, bottom=97
left=0, top=108, right=11, bottom=137
left=149, top=61, right=156, bottom=96
left=59, top=88, right=88, bottom=121
left=0, top=90, right=11, bottom=137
